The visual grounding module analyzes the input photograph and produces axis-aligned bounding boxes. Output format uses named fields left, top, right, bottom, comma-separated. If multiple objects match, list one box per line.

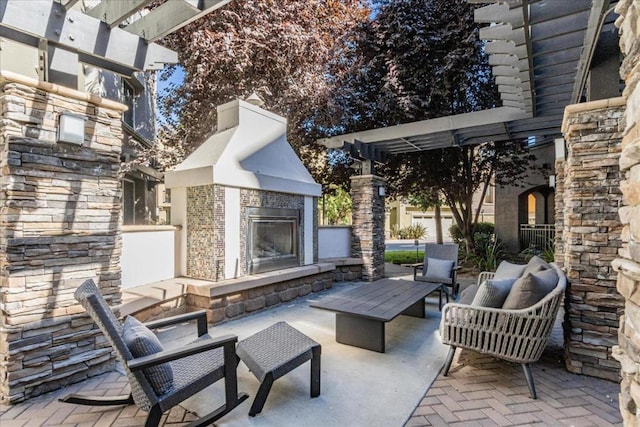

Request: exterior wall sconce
left=378, top=186, right=386, bottom=197
left=549, top=174, right=556, bottom=188
left=57, top=113, right=86, bottom=145
left=554, top=137, right=565, bottom=161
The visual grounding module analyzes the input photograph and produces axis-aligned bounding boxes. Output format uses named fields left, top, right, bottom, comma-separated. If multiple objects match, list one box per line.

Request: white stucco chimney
left=165, top=99, right=321, bottom=197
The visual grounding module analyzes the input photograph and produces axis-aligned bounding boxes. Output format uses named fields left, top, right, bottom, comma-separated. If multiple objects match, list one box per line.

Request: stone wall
left=0, top=73, right=126, bottom=403
left=350, top=174, right=386, bottom=281
left=186, top=185, right=218, bottom=279
left=560, top=99, right=625, bottom=382
left=612, top=1, right=640, bottom=424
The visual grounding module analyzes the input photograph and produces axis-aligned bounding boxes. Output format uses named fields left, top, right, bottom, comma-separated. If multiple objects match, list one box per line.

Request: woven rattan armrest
left=128, top=334, right=238, bottom=371
left=143, top=310, right=209, bottom=337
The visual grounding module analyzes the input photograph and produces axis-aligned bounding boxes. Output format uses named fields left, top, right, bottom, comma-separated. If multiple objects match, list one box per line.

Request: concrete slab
left=155, top=281, right=448, bottom=427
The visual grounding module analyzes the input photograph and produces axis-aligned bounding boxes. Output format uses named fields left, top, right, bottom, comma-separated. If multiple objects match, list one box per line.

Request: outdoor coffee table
left=310, top=278, right=440, bottom=352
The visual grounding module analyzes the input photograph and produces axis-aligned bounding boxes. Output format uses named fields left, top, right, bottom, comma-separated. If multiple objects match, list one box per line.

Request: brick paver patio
left=405, top=315, right=623, bottom=427
left=0, top=267, right=624, bottom=426
left=1, top=324, right=623, bottom=427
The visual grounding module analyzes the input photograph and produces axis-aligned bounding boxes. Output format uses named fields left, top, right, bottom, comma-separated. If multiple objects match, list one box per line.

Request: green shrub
left=449, top=222, right=495, bottom=243
left=394, top=224, right=426, bottom=240
left=469, top=232, right=503, bottom=271
left=521, top=238, right=555, bottom=263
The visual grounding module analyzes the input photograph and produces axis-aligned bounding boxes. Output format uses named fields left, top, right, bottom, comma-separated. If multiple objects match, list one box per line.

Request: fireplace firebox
left=247, top=207, right=300, bottom=274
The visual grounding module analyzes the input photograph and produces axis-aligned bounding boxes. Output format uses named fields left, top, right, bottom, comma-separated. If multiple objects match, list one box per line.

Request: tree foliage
left=325, top=0, right=542, bottom=249
left=157, top=0, right=370, bottom=186
left=319, top=184, right=352, bottom=225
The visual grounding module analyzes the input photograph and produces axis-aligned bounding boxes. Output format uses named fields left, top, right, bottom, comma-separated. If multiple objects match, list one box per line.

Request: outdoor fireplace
left=165, top=98, right=321, bottom=281
left=247, top=207, right=300, bottom=273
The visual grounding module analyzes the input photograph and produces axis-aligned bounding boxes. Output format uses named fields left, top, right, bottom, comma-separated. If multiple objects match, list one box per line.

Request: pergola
left=319, top=0, right=619, bottom=160
left=0, top=0, right=231, bottom=76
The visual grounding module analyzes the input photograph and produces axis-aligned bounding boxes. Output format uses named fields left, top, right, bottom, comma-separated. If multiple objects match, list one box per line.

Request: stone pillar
left=350, top=174, right=385, bottom=281
left=561, top=98, right=625, bottom=382
left=0, top=73, right=126, bottom=403
left=554, top=138, right=566, bottom=269
left=612, top=1, right=640, bottom=424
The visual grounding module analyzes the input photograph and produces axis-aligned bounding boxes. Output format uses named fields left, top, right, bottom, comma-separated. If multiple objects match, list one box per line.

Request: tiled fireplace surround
left=186, top=186, right=311, bottom=281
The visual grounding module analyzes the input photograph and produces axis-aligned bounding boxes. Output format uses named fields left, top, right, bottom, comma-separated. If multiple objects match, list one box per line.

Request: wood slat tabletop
left=310, top=278, right=440, bottom=322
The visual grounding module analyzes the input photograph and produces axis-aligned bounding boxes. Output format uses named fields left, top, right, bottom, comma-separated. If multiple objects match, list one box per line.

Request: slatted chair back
left=422, top=243, right=459, bottom=284
left=75, top=280, right=157, bottom=410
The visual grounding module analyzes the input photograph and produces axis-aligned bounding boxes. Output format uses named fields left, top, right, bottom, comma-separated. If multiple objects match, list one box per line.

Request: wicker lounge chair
left=60, top=279, right=248, bottom=427
left=413, top=243, right=460, bottom=310
left=439, top=263, right=566, bottom=399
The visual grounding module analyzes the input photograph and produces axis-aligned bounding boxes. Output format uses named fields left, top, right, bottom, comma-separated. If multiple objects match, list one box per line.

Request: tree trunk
left=435, top=203, right=443, bottom=244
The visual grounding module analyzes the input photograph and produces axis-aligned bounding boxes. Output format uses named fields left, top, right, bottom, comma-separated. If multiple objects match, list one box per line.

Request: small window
left=122, top=79, right=136, bottom=128
left=122, top=179, right=136, bottom=225
left=483, top=184, right=494, bottom=204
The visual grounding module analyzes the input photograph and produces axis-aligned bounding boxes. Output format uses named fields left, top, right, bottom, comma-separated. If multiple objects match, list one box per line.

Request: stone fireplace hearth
left=165, top=99, right=322, bottom=281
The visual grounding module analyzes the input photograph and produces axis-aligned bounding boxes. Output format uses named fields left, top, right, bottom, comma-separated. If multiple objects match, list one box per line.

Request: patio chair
left=413, top=243, right=460, bottom=310
left=60, top=279, right=248, bottom=427
left=439, top=262, right=566, bottom=399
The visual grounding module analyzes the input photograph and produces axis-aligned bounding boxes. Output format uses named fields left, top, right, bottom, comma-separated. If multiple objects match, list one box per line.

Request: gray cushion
left=502, top=268, right=559, bottom=310
left=123, top=316, right=174, bottom=396
left=423, top=257, right=454, bottom=281
left=523, top=255, right=551, bottom=275
left=493, top=261, right=527, bottom=280
left=459, top=285, right=478, bottom=305
left=471, top=278, right=517, bottom=308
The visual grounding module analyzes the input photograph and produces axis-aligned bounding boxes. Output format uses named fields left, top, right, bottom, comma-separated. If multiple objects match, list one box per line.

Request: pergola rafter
left=319, top=0, right=618, bottom=160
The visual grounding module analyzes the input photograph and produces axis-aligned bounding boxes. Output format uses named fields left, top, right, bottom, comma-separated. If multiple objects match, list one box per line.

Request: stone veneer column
left=612, top=1, right=640, bottom=424
left=0, top=73, right=126, bottom=403
left=561, top=99, right=625, bottom=382
left=350, top=174, right=385, bottom=281
left=554, top=140, right=566, bottom=270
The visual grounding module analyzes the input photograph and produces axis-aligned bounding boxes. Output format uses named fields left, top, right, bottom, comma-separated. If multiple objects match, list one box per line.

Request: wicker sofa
left=439, top=259, right=566, bottom=399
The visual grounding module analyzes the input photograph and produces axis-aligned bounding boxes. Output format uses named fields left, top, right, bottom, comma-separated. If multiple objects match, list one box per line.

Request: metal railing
left=520, top=224, right=555, bottom=252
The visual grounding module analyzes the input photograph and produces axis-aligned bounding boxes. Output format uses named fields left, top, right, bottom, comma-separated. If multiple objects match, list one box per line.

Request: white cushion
left=423, top=257, right=454, bottom=282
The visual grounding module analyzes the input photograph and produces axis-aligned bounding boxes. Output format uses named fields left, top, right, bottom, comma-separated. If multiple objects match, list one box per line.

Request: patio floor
left=0, top=265, right=623, bottom=426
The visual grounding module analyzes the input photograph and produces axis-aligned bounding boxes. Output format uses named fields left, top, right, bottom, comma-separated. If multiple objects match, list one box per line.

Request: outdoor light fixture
left=554, top=137, right=565, bottom=161
left=378, top=186, right=386, bottom=197
left=549, top=174, right=556, bottom=188
left=57, top=113, right=86, bottom=145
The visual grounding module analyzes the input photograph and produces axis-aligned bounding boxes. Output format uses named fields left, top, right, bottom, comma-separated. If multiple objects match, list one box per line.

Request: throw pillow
left=123, top=316, right=174, bottom=396
left=471, top=278, right=517, bottom=308
left=459, top=284, right=479, bottom=305
left=423, top=257, right=454, bottom=282
left=502, top=268, right=559, bottom=310
left=493, top=261, right=527, bottom=280
left=523, top=255, right=551, bottom=275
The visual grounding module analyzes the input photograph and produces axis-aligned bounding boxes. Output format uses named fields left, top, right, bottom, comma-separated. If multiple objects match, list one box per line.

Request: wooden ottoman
left=236, top=321, right=321, bottom=416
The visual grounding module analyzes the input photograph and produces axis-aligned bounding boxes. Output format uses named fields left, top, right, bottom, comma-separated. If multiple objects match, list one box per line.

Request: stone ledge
left=187, top=263, right=336, bottom=298
left=320, top=257, right=364, bottom=266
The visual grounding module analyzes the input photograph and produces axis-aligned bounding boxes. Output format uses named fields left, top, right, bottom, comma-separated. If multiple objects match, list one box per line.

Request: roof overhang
left=319, top=0, right=617, bottom=157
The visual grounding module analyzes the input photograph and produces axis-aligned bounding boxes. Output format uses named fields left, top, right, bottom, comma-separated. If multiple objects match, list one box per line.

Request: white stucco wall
left=121, top=226, right=177, bottom=289
left=318, top=226, right=352, bottom=259
left=224, top=187, right=241, bottom=278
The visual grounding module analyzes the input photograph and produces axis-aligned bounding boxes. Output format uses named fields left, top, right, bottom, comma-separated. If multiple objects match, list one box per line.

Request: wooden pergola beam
left=124, top=0, right=232, bottom=43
